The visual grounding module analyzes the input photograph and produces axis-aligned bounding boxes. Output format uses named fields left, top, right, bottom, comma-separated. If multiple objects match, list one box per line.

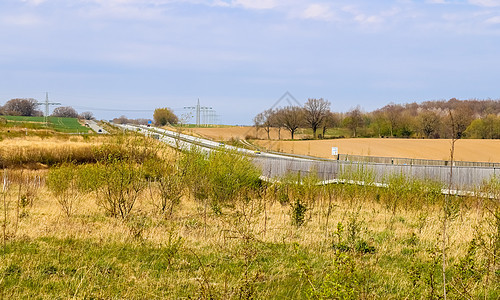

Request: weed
left=306, top=251, right=360, bottom=299
left=332, top=212, right=375, bottom=254
left=291, top=198, right=307, bottom=227
left=143, top=157, right=184, bottom=217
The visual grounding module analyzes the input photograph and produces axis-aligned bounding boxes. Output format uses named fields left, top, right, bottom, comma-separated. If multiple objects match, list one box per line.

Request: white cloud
left=301, top=3, right=335, bottom=21
left=342, top=6, right=385, bottom=25
left=354, top=14, right=383, bottom=24
left=426, top=0, right=449, bottom=3
left=218, top=0, right=277, bottom=10
left=21, top=0, right=48, bottom=5
left=486, top=15, right=500, bottom=23
left=469, top=0, right=500, bottom=7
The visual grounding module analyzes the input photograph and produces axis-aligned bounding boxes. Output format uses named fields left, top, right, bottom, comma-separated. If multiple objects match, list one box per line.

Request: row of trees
left=254, top=98, right=340, bottom=139
left=254, top=98, right=500, bottom=139
left=0, top=98, right=94, bottom=120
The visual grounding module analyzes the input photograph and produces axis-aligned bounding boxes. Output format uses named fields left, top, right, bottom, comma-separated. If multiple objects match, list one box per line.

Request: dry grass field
left=1, top=131, right=499, bottom=298
left=185, top=126, right=500, bottom=162
left=2, top=166, right=499, bottom=298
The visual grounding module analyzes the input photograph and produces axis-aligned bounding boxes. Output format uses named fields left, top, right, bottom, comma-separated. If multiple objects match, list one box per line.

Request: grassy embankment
left=0, top=131, right=499, bottom=299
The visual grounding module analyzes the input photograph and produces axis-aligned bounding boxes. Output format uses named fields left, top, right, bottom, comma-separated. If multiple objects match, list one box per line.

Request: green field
left=1, top=116, right=90, bottom=133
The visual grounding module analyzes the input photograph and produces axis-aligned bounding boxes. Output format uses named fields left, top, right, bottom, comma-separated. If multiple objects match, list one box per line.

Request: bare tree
left=279, top=106, right=304, bottom=140
left=320, top=111, right=340, bottom=138
left=52, top=106, right=79, bottom=118
left=445, top=104, right=473, bottom=139
left=344, top=107, right=364, bottom=137
left=269, top=109, right=284, bottom=140
left=2, top=98, right=40, bottom=116
left=113, top=115, right=129, bottom=124
left=254, top=109, right=274, bottom=139
left=253, top=112, right=264, bottom=138
left=304, top=98, right=331, bottom=139
left=384, top=103, right=404, bottom=137
left=79, top=111, right=95, bottom=120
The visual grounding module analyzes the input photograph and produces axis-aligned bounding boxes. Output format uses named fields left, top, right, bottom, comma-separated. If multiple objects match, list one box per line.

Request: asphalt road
left=115, top=124, right=315, bottom=162
left=85, top=120, right=108, bottom=134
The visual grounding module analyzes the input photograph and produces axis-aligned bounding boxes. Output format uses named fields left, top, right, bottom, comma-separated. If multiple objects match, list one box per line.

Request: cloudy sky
left=1, top=0, right=499, bottom=124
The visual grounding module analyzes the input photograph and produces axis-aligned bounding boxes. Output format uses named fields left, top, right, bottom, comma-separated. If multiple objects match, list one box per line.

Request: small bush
left=47, top=164, right=80, bottom=216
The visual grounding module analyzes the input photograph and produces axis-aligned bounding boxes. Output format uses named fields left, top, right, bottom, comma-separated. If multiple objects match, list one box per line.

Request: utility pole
left=196, top=99, right=201, bottom=126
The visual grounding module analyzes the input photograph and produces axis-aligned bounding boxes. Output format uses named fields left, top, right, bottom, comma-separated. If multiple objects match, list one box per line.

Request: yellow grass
left=2, top=180, right=485, bottom=265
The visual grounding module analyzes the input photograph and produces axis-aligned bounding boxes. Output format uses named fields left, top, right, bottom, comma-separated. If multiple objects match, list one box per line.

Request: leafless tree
left=444, top=104, right=473, bottom=139
left=383, top=103, right=404, bottom=137
left=279, top=106, right=304, bottom=140
left=304, top=98, right=331, bottom=138
left=344, top=107, right=364, bottom=137
left=253, top=112, right=264, bottom=138
left=269, top=109, right=284, bottom=140
left=2, top=98, right=40, bottom=116
left=320, top=111, right=340, bottom=138
left=113, top=115, right=129, bottom=124
left=79, top=111, right=95, bottom=120
left=52, top=106, right=79, bottom=118
left=254, top=109, right=274, bottom=139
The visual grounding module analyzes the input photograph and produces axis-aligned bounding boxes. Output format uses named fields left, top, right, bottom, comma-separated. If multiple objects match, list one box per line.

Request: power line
left=72, top=105, right=154, bottom=112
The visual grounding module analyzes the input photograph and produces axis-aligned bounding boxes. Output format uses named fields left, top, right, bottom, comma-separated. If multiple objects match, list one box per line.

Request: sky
left=1, top=0, right=499, bottom=125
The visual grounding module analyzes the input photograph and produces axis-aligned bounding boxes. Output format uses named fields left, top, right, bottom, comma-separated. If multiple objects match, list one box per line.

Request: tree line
left=0, top=98, right=94, bottom=120
left=254, top=98, right=500, bottom=139
left=112, top=108, right=178, bottom=126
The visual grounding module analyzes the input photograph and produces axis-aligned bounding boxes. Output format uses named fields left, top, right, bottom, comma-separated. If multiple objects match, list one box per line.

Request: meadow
left=1, top=131, right=499, bottom=299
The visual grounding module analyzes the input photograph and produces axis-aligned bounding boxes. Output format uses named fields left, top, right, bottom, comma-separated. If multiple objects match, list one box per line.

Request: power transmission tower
left=35, top=92, right=61, bottom=126
left=184, top=99, right=214, bottom=126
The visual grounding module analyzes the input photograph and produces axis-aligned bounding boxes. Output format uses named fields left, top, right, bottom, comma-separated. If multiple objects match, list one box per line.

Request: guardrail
left=336, top=154, right=500, bottom=168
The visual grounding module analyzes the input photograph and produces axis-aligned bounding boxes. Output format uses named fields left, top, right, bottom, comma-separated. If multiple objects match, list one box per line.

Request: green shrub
left=47, top=164, right=80, bottom=216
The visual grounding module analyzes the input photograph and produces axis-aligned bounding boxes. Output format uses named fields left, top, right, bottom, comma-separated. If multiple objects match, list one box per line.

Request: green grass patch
left=2, top=115, right=89, bottom=133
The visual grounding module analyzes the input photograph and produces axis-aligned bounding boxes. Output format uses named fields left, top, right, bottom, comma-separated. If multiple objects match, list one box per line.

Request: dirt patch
left=186, top=126, right=298, bottom=141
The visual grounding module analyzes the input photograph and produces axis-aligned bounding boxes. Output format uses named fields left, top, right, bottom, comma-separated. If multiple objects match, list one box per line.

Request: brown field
left=254, top=138, right=500, bottom=162
left=186, top=126, right=500, bottom=163
left=183, top=126, right=296, bottom=140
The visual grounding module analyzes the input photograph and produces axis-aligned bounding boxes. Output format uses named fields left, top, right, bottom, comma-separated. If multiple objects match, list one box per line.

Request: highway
left=85, top=120, right=108, bottom=134
left=116, top=124, right=314, bottom=162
